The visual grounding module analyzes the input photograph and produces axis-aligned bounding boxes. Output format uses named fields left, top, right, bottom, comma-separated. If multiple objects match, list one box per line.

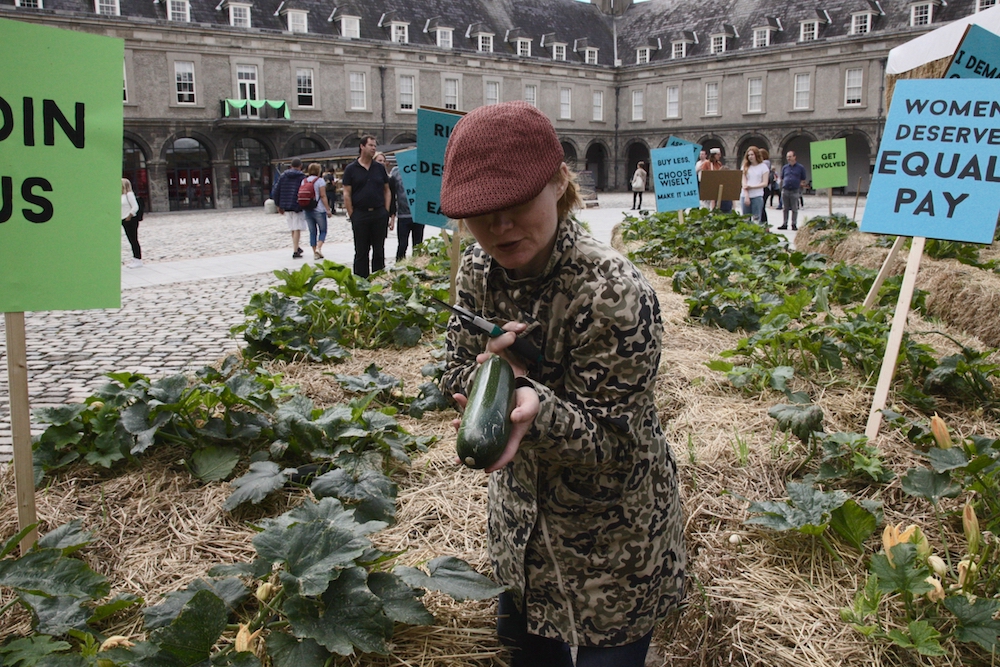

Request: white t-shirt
left=743, top=163, right=769, bottom=199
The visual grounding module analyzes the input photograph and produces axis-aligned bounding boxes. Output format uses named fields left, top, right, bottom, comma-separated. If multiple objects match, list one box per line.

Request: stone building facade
left=2, top=0, right=990, bottom=212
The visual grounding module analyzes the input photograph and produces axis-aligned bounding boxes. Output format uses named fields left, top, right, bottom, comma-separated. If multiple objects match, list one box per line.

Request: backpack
left=768, top=168, right=778, bottom=191
left=134, top=196, right=145, bottom=222
left=297, top=176, right=318, bottom=210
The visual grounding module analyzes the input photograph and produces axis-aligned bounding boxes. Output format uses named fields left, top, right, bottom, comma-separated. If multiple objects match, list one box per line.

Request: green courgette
left=456, top=355, right=516, bottom=469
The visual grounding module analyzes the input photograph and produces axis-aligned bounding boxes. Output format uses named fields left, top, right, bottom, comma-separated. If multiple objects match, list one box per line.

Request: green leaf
left=393, top=556, right=506, bottom=602
left=22, top=593, right=90, bottom=636
left=222, top=461, right=293, bottom=511
left=0, top=549, right=109, bottom=599
left=37, top=520, right=93, bottom=555
left=705, top=359, right=734, bottom=372
left=335, top=365, right=401, bottom=395
left=744, top=482, right=847, bottom=537
left=870, top=544, right=933, bottom=597
left=213, top=652, right=261, bottom=667
left=149, top=589, right=227, bottom=666
left=924, top=447, right=970, bottom=473
left=0, top=636, right=72, bottom=667
left=310, top=470, right=397, bottom=521
left=144, top=578, right=247, bottom=630
left=1, top=523, right=39, bottom=559
left=900, top=468, right=962, bottom=502
left=408, top=382, right=450, bottom=419
left=887, top=620, right=947, bottom=656
left=266, top=632, right=331, bottom=667
left=829, top=499, right=877, bottom=552
left=367, top=571, right=434, bottom=626
left=768, top=403, right=824, bottom=445
left=945, top=596, right=1000, bottom=652
left=147, top=374, right=189, bottom=405
left=190, top=446, right=240, bottom=482
left=255, top=520, right=370, bottom=597
left=392, top=324, right=422, bottom=347
left=283, top=567, right=392, bottom=656
left=33, top=405, right=88, bottom=426
left=768, top=366, right=795, bottom=393
left=207, top=559, right=272, bottom=580
left=88, top=593, right=142, bottom=624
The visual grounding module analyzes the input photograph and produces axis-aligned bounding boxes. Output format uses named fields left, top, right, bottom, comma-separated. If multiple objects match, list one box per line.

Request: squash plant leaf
left=208, top=559, right=273, bottom=580
left=190, top=446, right=240, bottom=483
left=223, top=461, right=294, bottom=511
left=276, top=497, right=387, bottom=538
left=335, top=365, right=401, bottom=395
left=886, top=620, right=947, bottom=657
left=829, top=499, right=878, bottom=552
left=408, top=382, right=450, bottom=419
left=266, top=632, right=331, bottom=667
left=88, top=593, right=143, bottom=624
left=1, top=523, right=39, bottom=559
left=366, top=571, right=435, bottom=626
left=147, top=374, right=190, bottom=405
left=744, top=482, right=847, bottom=537
left=283, top=567, right=392, bottom=656
left=33, top=405, right=89, bottom=427
left=144, top=578, right=247, bottom=630
left=149, top=589, right=228, bottom=666
left=310, top=469, right=397, bottom=518
left=22, top=593, right=90, bottom=636
left=768, top=403, right=824, bottom=445
left=36, top=520, right=93, bottom=556
left=0, top=548, right=110, bottom=599
left=394, top=556, right=505, bottom=602
left=254, top=521, right=370, bottom=597
left=945, top=596, right=1000, bottom=652
left=924, top=446, right=970, bottom=473
left=900, top=468, right=962, bottom=502
left=0, top=636, right=73, bottom=666
left=870, top=544, right=933, bottom=597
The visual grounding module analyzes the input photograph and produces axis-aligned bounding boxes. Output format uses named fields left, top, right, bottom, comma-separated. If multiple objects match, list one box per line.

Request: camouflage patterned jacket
left=440, top=218, right=686, bottom=648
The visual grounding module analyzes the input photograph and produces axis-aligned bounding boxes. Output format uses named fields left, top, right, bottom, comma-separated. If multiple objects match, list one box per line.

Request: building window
left=287, top=11, right=307, bottom=33
left=340, top=16, right=360, bottom=38
left=517, top=39, right=531, bottom=57
left=296, top=68, right=313, bottom=107
left=666, top=85, right=679, bottom=118
left=672, top=42, right=687, bottom=59
left=478, top=34, right=493, bottom=53
left=485, top=80, right=500, bottom=105
left=560, top=87, right=572, bottom=119
left=845, top=67, right=863, bottom=106
left=711, top=35, right=726, bottom=54
left=747, top=77, right=762, bottom=112
left=553, top=43, right=566, bottom=61
left=632, top=90, right=644, bottom=121
left=437, top=29, right=453, bottom=48
left=753, top=28, right=770, bottom=47
left=851, top=13, right=871, bottom=35
left=705, top=81, right=719, bottom=115
left=585, top=47, right=598, bottom=64
left=524, top=84, right=537, bottom=107
left=15, top=0, right=42, bottom=8
left=349, top=71, right=366, bottom=110
left=800, top=20, right=818, bottom=41
left=96, top=0, right=118, bottom=16
left=237, top=64, right=258, bottom=117
left=391, top=23, right=408, bottom=43
left=175, top=61, right=195, bottom=104
left=978, top=0, right=997, bottom=10
left=167, top=0, right=189, bottom=22
left=229, top=4, right=250, bottom=27
left=593, top=90, right=603, bottom=121
left=637, top=47, right=650, bottom=64
left=443, top=77, right=458, bottom=110
left=910, top=3, right=932, bottom=26
left=399, top=74, right=415, bottom=110
left=793, top=72, right=810, bottom=109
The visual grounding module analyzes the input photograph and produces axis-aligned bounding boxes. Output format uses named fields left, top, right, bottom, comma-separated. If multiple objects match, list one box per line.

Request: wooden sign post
left=5, top=313, right=37, bottom=555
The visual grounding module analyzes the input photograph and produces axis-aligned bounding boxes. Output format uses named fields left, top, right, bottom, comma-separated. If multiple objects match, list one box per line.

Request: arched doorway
left=625, top=142, right=650, bottom=190
left=584, top=142, right=607, bottom=191
left=840, top=132, right=872, bottom=194
left=736, top=135, right=771, bottom=165
left=560, top=141, right=578, bottom=172
left=287, top=137, right=324, bottom=158
left=230, top=138, right=272, bottom=208
left=780, top=135, right=814, bottom=185
left=698, top=137, right=727, bottom=166
left=166, top=137, right=214, bottom=211
left=123, top=138, right=149, bottom=211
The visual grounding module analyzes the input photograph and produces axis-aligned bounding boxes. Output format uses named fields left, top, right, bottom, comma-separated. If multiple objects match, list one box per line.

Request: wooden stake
left=828, top=188, right=833, bottom=216
left=852, top=176, right=863, bottom=221
left=448, top=222, right=462, bottom=305
left=715, top=184, right=724, bottom=209
left=865, top=237, right=926, bottom=441
left=678, top=208, right=685, bottom=226
left=862, top=235, right=906, bottom=310
left=4, top=311, right=38, bottom=555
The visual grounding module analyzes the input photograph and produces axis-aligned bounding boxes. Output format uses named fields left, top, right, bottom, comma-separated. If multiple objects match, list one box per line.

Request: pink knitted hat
left=440, top=101, right=564, bottom=219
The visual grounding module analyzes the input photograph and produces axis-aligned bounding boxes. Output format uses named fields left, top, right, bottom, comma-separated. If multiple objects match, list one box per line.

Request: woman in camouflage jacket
left=438, top=101, right=686, bottom=667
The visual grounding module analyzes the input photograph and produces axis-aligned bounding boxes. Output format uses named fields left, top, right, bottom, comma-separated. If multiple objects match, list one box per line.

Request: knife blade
left=430, top=297, right=543, bottom=364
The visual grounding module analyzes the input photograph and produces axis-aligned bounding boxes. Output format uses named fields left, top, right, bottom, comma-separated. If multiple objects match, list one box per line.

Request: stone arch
left=163, top=135, right=216, bottom=211
left=390, top=132, right=417, bottom=145
left=778, top=131, right=819, bottom=185
left=735, top=133, right=771, bottom=164
left=832, top=129, right=874, bottom=193
left=227, top=136, right=275, bottom=208
left=697, top=135, right=727, bottom=163
left=559, top=138, right=580, bottom=171
left=283, top=134, right=327, bottom=158
left=122, top=133, right=151, bottom=210
left=583, top=140, right=610, bottom=191
left=158, top=130, right=218, bottom=163
left=624, top=139, right=651, bottom=190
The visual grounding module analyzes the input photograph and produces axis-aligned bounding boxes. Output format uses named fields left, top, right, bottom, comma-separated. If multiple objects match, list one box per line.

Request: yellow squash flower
left=930, top=414, right=952, bottom=449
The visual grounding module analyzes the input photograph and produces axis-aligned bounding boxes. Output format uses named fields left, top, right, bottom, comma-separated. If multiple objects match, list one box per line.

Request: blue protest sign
left=394, top=148, right=418, bottom=215
left=945, top=24, right=1000, bottom=80
left=665, top=135, right=700, bottom=149
left=860, top=79, right=1000, bottom=244
left=415, top=108, right=462, bottom=228
left=650, top=145, right=701, bottom=212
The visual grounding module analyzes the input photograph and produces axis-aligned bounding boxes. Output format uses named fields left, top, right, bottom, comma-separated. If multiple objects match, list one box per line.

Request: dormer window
left=585, top=47, right=598, bottom=64
left=752, top=28, right=770, bottom=47
left=672, top=41, right=687, bottom=58
left=851, top=12, right=873, bottom=34
left=167, top=0, right=190, bottom=22
left=800, top=20, right=819, bottom=41
left=221, top=0, right=251, bottom=27
left=391, top=22, right=408, bottom=43
left=96, top=0, right=119, bottom=15
left=910, top=2, right=933, bottom=26
left=436, top=28, right=453, bottom=48
left=637, top=47, right=650, bottom=64
left=710, top=35, right=727, bottom=54
left=336, top=14, right=360, bottom=38
left=516, top=38, right=531, bottom=57
left=978, top=0, right=997, bottom=10
left=286, top=10, right=307, bottom=33
left=553, top=43, right=567, bottom=61
left=15, top=0, right=43, bottom=8
left=477, top=33, right=493, bottom=52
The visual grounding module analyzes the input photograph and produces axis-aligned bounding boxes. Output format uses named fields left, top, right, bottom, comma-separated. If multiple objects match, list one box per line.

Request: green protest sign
left=809, top=138, right=848, bottom=190
left=0, top=18, right=123, bottom=312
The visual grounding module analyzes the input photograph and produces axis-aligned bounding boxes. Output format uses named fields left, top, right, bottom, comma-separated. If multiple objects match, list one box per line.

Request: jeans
left=350, top=207, right=388, bottom=277
left=781, top=188, right=801, bottom=226
left=304, top=208, right=328, bottom=248
left=496, top=592, right=653, bottom=667
left=395, top=216, right=424, bottom=260
left=122, top=218, right=141, bottom=259
left=742, top=196, right=763, bottom=222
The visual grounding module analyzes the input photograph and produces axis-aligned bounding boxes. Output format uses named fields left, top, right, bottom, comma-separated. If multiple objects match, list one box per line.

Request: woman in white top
left=121, top=178, right=142, bottom=268
left=630, top=161, right=647, bottom=210
left=740, top=147, right=769, bottom=224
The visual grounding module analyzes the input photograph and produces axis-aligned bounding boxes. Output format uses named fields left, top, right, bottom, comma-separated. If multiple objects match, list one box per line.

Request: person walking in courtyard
left=342, top=135, right=392, bottom=277
left=630, top=160, right=647, bottom=210
left=740, top=146, right=769, bottom=224
left=121, top=178, right=142, bottom=268
left=271, top=158, right=308, bottom=257
left=439, top=101, right=686, bottom=667
left=389, top=162, right=422, bottom=260
left=303, top=162, right=331, bottom=260
left=778, top=150, right=809, bottom=230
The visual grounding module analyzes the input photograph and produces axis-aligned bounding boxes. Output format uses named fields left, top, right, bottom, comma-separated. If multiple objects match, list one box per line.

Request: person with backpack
left=301, top=162, right=332, bottom=260
left=270, top=158, right=308, bottom=258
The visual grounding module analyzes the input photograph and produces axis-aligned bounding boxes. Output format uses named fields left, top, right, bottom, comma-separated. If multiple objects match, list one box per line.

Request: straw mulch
left=2, top=247, right=999, bottom=666
left=797, top=225, right=1000, bottom=349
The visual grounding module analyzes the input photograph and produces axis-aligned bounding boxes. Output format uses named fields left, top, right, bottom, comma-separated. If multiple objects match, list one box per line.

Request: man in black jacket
left=271, top=158, right=308, bottom=258
left=342, top=135, right=392, bottom=276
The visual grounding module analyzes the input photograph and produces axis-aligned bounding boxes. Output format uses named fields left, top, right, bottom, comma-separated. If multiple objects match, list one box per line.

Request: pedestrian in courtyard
left=121, top=178, right=143, bottom=268
left=630, top=160, right=647, bottom=210
left=342, top=136, right=392, bottom=277
left=758, top=148, right=772, bottom=225
left=438, top=100, right=686, bottom=667
left=303, top=162, right=331, bottom=260
left=375, top=152, right=395, bottom=239
left=388, top=162, right=423, bottom=260
left=270, top=158, right=308, bottom=258
left=740, top=146, right=769, bottom=224
left=778, top=151, right=809, bottom=231
left=700, top=148, right=724, bottom=210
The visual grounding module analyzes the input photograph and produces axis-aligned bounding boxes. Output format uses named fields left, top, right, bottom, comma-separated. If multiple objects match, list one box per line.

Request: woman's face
left=746, top=150, right=758, bottom=164
left=463, top=165, right=568, bottom=279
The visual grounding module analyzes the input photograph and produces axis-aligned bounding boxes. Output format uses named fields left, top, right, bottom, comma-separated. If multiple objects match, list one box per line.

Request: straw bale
left=884, top=55, right=950, bottom=110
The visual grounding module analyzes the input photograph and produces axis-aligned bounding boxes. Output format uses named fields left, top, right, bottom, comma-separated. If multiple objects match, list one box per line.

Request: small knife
left=430, top=297, right=543, bottom=364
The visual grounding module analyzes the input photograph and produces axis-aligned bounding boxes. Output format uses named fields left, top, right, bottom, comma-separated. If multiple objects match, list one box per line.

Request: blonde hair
left=122, top=178, right=133, bottom=194
left=555, top=166, right=583, bottom=221
left=307, top=162, right=322, bottom=176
